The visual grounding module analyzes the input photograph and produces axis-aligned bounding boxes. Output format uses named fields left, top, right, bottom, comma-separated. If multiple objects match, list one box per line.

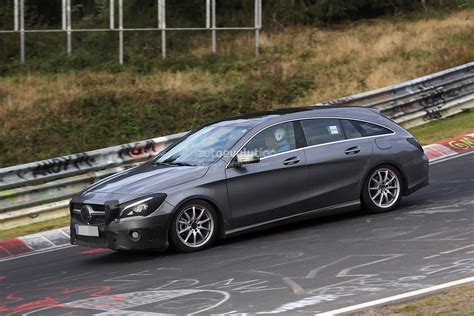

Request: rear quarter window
left=350, top=120, right=393, bottom=137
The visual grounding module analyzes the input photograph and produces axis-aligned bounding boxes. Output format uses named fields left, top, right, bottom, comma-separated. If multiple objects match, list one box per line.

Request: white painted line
left=316, top=277, right=474, bottom=316
left=440, top=244, right=474, bottom=255
left=430, top=150, right=474, bottom=165
left=0, top=245, right=75, bottom=263
left=423, top=244, right=474, bottom=259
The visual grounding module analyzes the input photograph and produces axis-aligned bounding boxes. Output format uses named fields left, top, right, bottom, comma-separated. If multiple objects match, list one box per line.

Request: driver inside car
left=260, top=127, right=291, bottom=157
left=274, top=127, right=291, bottom=153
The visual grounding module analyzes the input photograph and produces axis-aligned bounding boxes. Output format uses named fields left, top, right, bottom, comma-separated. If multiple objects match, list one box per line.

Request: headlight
left=119, top=193, right=167, bottom=218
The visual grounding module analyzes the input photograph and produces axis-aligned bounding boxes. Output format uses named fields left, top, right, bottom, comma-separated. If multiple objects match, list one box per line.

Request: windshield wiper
left=154, top=160, right=195, bottom=167
left=166, top=161, right=196, bottom=167
left=152, top=161, right=172, bottom=166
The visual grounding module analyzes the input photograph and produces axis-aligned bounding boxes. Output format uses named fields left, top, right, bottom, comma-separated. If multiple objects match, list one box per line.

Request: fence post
left=159, top=0, right=166, bottom=59
left=110, top=0, right=115, bottom=29
left=19, top=0, right=24, bottom=63
left=254, top=0, right=260, bottom=57
left=5, top=1, right=261, bottom=64
left=14, top=0, right=19, bottom=31
left=206, top=0, right=210, bottom=29
left=118, top=0, right=124, bottom=64
left=62, top=0, right=66, bottom=30
left=211, top=0, right=216, bottom=53
left=66, top=0, right=72, bottom=54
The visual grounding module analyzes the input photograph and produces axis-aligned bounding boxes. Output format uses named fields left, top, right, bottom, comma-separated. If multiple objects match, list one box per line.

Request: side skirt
left=224, top=200, right=360, bottom=237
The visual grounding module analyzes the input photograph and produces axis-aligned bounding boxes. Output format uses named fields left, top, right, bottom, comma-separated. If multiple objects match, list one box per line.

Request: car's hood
left=86, top=162, right=209, bottom=194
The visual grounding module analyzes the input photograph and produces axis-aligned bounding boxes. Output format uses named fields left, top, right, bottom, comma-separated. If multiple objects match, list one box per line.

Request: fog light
left=129, top=230, right=141, bottom=242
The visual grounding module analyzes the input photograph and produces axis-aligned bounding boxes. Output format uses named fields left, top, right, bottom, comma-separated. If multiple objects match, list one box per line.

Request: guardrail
left=1, top=62, right=473, bottom=229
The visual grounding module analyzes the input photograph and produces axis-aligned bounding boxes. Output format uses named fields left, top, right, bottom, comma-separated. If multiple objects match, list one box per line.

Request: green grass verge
left=0, top=216, right=69, bottom=240
left=408, top=110, right=474, bottom=145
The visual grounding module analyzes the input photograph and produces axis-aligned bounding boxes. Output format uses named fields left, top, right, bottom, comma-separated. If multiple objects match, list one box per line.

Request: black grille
left=72, top=203, right=106, bottom=225
left=72, top=203, right=105, bottom=212
left=73, top=213, right=105, bottom=225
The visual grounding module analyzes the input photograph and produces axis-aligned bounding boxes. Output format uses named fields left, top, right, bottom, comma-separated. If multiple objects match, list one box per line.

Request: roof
left=210, top=106, right=376, bottom=128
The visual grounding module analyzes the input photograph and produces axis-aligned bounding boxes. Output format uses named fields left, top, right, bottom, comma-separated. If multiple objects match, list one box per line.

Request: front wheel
left=362, top=165, right=403, bottom=213
left=170, top=200, right=218, bottom=252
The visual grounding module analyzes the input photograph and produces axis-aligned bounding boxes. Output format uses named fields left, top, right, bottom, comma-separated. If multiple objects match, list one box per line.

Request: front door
left=225, top=122, right=308, bottom=229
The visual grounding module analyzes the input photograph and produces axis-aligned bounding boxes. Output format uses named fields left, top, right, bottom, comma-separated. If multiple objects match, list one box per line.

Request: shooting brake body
left=70, top=106, right=429, bottom=252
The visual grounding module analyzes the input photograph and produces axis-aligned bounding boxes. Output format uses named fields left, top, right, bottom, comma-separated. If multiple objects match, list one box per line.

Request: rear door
left=301, top=118, right=374, bottom=210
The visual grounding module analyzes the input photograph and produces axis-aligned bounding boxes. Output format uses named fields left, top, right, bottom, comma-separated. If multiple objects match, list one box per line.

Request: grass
left=409, top=110, right=474, bottom=145
left=0, top=9, right=473, bottom=167
left=357, top=283, right=474, bottom=315
left=0, top=216, right=69, bottom=240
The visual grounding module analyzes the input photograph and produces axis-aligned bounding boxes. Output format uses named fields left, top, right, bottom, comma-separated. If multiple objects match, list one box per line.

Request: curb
left=422, top=134, right=474, bottom=162
left=0, top=227, right=71, bottom=261
left=0, top=133, right=473, bottom=261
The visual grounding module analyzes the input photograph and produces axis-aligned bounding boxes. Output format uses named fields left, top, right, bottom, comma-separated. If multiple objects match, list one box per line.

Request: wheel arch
left=359, top=161, right=409, bottom=198
left=169, top=195, right=227, bottom=239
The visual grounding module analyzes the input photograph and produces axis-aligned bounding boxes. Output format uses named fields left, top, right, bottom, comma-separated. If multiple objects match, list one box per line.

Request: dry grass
left=261, top=10, right=474, bottom=103
left=0, top=70, right=225, bottom=117
left=0, top=9, right=473, bottom=166
left=1, top=10, right=473, bottom=116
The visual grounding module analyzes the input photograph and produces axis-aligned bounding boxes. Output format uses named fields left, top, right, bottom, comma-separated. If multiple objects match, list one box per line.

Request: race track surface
left=1, top=153, right=473, bottom=315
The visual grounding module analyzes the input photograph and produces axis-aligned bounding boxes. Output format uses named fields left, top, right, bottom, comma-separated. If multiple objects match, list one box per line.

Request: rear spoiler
left=368, top=108, right=382, bottom=114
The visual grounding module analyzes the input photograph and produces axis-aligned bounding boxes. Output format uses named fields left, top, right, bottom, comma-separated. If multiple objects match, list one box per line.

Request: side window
left=241, top=122, right=296, bottom=158
left=341, top=120, right=363, bottom=139
left=351, top=120, right=393, bottom=137
left=300, top=119, right=345, bottom=146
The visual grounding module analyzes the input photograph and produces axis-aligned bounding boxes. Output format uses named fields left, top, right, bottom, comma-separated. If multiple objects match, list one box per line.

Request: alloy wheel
left=176, top=205, right=215, bottom=248
left=368, top=168, right=400, bottom=209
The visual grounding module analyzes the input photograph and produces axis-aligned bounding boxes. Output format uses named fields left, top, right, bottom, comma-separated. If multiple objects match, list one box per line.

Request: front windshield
left=154, top=126, right=251, bottom=166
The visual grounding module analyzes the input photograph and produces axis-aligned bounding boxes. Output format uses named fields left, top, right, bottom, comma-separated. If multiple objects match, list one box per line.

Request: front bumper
left=70, top=203, right=173, bottom=251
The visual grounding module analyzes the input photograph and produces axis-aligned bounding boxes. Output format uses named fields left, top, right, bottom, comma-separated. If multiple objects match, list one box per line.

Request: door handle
left=345, top=146, right=361, bottom=155
left=283, top=156, right=301, bottom=165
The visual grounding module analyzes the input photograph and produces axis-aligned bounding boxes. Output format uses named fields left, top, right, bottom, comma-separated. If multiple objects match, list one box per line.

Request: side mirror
left=232, top=153, right=260, bottom=168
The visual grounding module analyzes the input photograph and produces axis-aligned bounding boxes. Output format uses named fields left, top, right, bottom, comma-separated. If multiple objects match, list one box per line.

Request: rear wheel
left=170, top=200, right=218, bottom=252
left=362, top=165, right=403, bottom=213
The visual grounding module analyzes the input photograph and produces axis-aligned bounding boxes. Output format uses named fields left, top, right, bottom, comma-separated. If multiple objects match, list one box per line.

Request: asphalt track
left=1, top=153, right=473, bottom=315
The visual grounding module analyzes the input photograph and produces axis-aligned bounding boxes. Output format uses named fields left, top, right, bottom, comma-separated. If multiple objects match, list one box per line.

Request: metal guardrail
left=1, top=62, right=473, bottom=229
left=317, top=62, right=474, bottom=128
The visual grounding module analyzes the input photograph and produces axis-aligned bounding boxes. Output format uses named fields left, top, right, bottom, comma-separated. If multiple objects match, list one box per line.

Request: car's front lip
left=70, top=200, right=175, bottom=251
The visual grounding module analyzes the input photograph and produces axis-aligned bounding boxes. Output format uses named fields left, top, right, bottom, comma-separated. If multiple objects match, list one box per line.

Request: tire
left=361, top=165, right=403, bottom=214
left=169, top=200, right=218, bottom=252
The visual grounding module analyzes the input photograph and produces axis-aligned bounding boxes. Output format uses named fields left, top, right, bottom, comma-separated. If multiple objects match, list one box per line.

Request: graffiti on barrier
left=319, top=96, right=354, bottom=106
left=32, top=153, right=94, bottom=178
left=118, top=139, right=167, bottom=160
left=420, top=87, right=446, bottom=121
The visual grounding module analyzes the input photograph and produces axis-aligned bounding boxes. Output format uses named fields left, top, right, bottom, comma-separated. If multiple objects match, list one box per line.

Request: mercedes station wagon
left=70, top=106, right=429, bottom=252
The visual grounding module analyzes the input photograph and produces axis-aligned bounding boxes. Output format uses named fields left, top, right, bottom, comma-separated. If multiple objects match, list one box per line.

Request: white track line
left=430, top=150, right=474, bottom=165
left=0, top=245, right=75, bottom=263
left=316, top=277, right=474, bottom=315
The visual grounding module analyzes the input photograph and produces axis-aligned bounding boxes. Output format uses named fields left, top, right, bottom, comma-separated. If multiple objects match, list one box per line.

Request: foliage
left=0, top=3, right=473, bottom=166
left=0, top=0, right=472, bottom=73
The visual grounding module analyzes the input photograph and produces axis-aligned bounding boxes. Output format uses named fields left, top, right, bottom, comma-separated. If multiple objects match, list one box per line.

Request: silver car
left=70, top=106, right=429, bottom=252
